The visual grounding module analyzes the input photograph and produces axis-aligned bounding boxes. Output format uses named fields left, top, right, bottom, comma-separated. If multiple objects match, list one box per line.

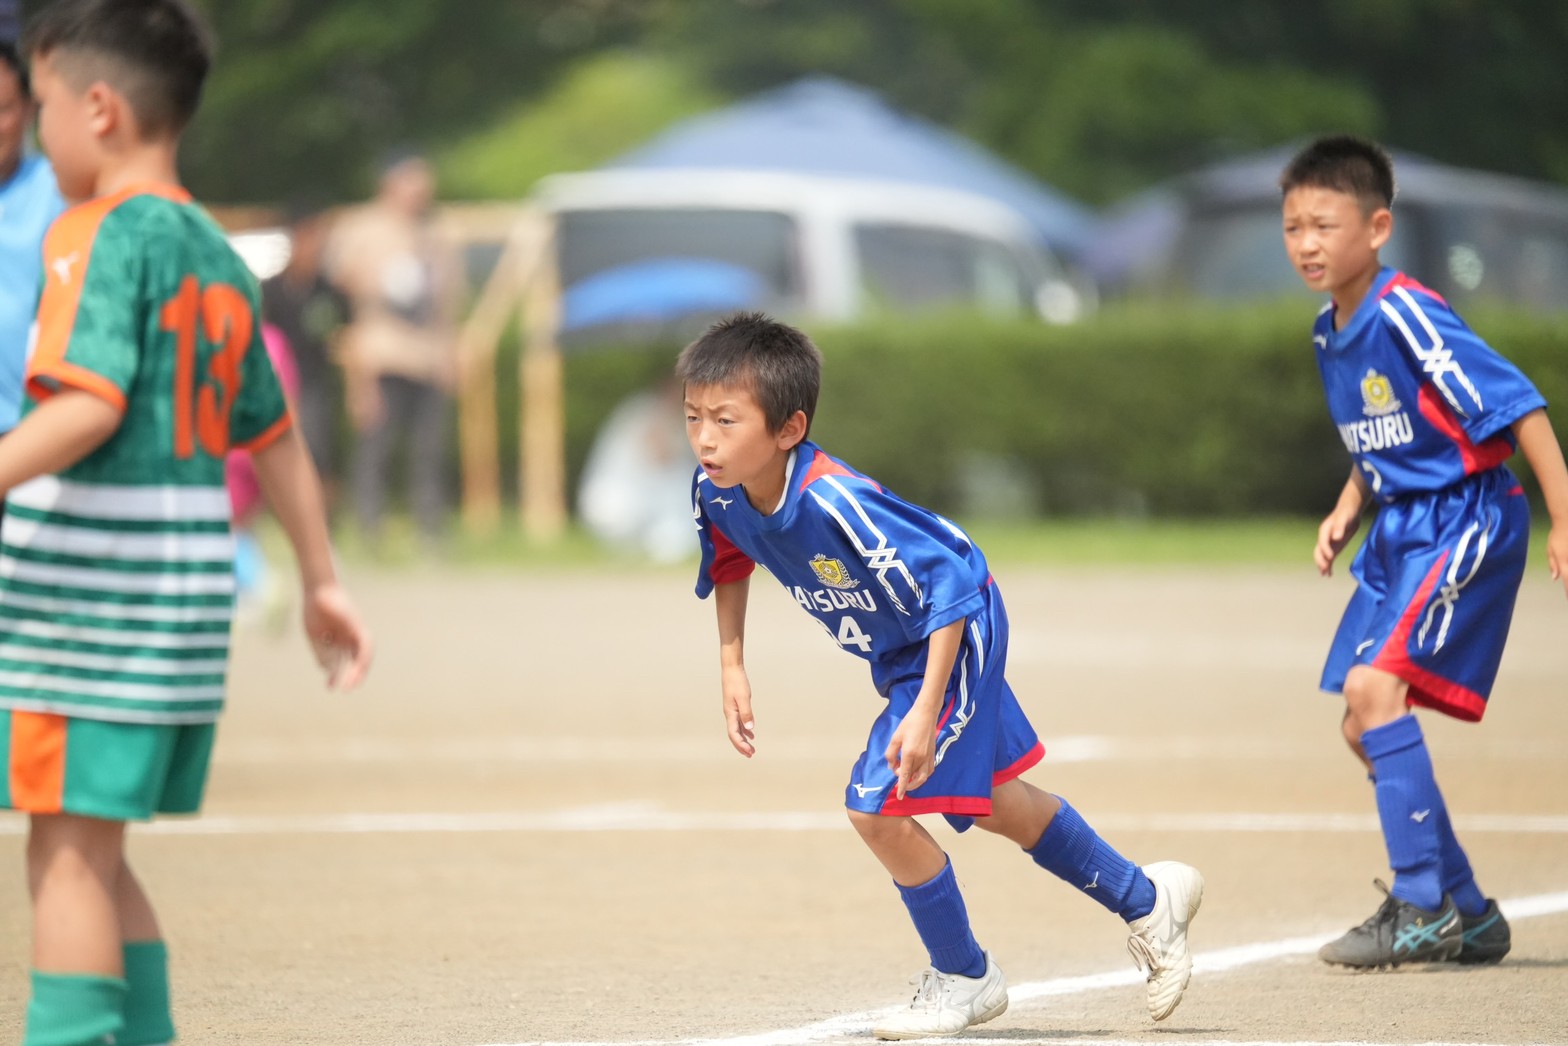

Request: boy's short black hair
left=1280, top=135, right=1396, bottom=215
left=25, top=0, right=212, bottom=138
left=676, top=312, right=823, bottom=435
left=1, top=40, right=26, bottom=96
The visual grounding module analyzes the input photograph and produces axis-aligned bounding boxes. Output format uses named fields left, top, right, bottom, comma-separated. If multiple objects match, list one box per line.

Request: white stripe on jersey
left=1380, top=286, right=1484, bottom=417
left=7, top=476, right=231, bottom=521
left=811, top=475, right=925, bottom=615
left=0, top=615, right=229, bottom=650
left=0, top=642, right=228, bottom=676
left=1, top=516, right=236, bottom=561
left=0, top=556, right=236, bottom=596
left=0, top=589, right=234, bottom=623
left=0, top=669, right=224, bottom=702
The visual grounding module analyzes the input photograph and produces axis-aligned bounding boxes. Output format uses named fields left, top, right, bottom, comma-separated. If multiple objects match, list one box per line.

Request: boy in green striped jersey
left=2, top=3, right=373, bottom=1044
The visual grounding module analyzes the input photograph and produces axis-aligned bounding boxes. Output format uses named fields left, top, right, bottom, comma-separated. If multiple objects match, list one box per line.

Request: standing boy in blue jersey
left=1280, top=136, right=1568, bottom=968
left=680, top=314, right=1203, bottom=1038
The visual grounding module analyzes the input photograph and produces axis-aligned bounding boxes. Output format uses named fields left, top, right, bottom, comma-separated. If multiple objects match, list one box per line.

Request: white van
left=531, top=168, right=1092, bottom=336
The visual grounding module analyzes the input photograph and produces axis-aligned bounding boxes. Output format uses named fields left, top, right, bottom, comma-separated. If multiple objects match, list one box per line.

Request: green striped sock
left=23, top=971, right=126, bottom=1046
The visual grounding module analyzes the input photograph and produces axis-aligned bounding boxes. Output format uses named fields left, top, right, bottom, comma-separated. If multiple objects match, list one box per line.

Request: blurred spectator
left=261, top=202, right=349, bottom=505
left=577, top=380, right=696, bottom=564
left=0, top=42, right=65, bottom=450
left=326, top=151, right=461, bottom=548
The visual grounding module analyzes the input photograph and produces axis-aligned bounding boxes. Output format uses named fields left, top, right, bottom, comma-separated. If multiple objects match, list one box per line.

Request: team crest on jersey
left=809, top=554, right=860, bottom=590
left=1360, top=369, right=1402, bottom=417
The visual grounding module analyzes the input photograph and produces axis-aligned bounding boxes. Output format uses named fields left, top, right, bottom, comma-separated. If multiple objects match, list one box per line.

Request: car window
left=854, top=223, right=1035, bottom=314
left=556, top=208, right=801, bottom=299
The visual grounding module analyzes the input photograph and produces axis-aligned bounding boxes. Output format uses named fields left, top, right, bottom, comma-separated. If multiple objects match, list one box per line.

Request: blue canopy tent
left=608, top=76, right=1096, bottom=260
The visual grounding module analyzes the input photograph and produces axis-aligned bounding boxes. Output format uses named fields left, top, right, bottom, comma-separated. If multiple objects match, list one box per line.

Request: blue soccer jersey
left=1314, top=268, right=1546, bottom=502
left=693, top=441, right=990, bottom=684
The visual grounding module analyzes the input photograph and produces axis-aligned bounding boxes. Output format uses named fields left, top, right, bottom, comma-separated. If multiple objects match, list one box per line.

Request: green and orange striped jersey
left=0, top=184, right=290, bottom=724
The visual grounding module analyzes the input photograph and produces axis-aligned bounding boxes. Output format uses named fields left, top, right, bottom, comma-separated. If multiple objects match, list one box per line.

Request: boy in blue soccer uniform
left=1281, top=136, right=1568, bottom=968
left=680, top=314, right=1203, bottom=1038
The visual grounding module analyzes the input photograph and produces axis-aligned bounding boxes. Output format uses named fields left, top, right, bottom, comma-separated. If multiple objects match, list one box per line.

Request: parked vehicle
left=1088, top=146, right=1568, bottom=312
left=531, top=168, right=1093, bottom=342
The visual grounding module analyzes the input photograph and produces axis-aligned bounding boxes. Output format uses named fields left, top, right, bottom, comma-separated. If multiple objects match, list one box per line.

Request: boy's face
left=29, top=53, right=102, bottom=202
left=683, top=381, right=800, bottom=493
left=1282, top=185, right=1391, bottom=304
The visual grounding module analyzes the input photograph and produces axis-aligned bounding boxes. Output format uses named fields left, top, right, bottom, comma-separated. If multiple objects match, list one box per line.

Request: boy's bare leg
left=973, top=779, right=1059, bottom=847
left=1342, top=664, right=1409, bottom=736
left=117, top=858, right=162, bottom=942
left=847, top=809, right=948, bottom=886
left=27, top=813, right=126, bottom=975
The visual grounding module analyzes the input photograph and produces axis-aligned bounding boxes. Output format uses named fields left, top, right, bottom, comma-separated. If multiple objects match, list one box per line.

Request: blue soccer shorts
left=848, top=580, right=1043, bottom=831
left=1321, top=466, right=1530, bottom=722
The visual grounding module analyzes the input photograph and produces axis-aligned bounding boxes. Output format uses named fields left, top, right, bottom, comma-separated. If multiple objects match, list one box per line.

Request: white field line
left=2, top=805, right=1568, bottom=837
left=468, top=893, right=1568, bottom=1046
left=209, top=733, right=1568, bottom=765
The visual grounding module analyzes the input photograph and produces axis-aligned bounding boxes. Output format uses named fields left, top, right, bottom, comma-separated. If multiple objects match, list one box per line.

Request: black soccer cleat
left=1451, top=898, right=1510, bottom=965
left=1318, top=880, right=1462, bottom=968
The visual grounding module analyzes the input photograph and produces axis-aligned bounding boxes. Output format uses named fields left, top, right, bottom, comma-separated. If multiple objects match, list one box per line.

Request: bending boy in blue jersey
left=1281, top=137, right=1568, bottom=969
left=679, top=314, right=1202, bottom=1038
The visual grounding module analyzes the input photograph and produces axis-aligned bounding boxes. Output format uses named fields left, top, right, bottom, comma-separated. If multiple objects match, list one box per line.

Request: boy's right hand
left=1315, top=508, right=1361, bottom=576
left=721, top=664, right=755, bottom=758
left=302, top=582, right=373, bottom=690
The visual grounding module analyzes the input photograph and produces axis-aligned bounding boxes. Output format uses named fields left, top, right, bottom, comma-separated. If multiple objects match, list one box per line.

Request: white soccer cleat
left=872, top=952, right=1009, bottom=1040
left=1126, top=861, right=1204, bottom=1021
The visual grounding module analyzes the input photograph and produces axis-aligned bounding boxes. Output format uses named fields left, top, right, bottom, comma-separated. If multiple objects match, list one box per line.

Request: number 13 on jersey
left=159, top=274, right=253, bottom=459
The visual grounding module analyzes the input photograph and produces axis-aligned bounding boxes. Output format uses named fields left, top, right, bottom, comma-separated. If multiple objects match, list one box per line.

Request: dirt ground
left=2, top=561, right=1566, bottom=1045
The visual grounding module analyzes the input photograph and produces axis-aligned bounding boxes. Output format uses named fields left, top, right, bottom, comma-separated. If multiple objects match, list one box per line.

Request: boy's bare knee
left=27, top=814, right=126, bottom=888
left=1342, top=666, right=1409, bottom=736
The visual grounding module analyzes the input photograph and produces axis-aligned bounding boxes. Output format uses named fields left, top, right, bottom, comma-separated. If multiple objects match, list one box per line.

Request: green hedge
left=519, top=304, right=1568, bottom=520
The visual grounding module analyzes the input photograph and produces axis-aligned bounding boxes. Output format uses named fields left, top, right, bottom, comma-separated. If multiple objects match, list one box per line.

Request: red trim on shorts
left=1507, top=485, right=1524, bottom=496
left=878, top=794, right=993, bottom=818
left=8, top=712, right=67, bottom=813
left=1416, top=386, right=1513, bottom=476
left=873, top=743, right=1045, bottom=819
left=1371, top=550, right=1488, bottom=723
left=994, top=741, right=1045, bottom=785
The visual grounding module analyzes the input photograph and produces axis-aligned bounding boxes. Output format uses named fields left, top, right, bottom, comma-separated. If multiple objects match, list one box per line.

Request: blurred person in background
left=326, top=150, right=461, bottom=550
left=0, top=40, right=65, bottom=490
left=577, top=377, right=695, bottom=563
left=261, top=201, right=348, bottom=511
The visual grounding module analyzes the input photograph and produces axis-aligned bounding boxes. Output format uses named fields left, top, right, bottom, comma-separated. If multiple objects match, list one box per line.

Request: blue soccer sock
left=1434, top=807, right=1488, bottom=917
left=1026, top=796, right=1156, bottom=921
left=1361, top=715, right=1445, bottom=911
left=894, top=857, right=987, bottom=977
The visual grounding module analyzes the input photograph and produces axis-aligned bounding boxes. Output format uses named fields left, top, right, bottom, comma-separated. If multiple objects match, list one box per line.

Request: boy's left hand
left=886, top=705, right=938, bottom=800
left=302, top=582, right=373, bottom=690
left=1548, top=524, right=1568, bottom=599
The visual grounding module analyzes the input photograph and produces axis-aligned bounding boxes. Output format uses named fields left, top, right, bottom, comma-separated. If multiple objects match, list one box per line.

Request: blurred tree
left=435, top=51, right=718, bottom=201
left=176, top=0, right=653, bottom=203
left=650, top=0, right=1377, bottom=203
left=38, top=0, right=1552, bottom=206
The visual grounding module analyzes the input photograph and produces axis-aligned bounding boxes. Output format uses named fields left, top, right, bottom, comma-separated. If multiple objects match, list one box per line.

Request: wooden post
left=519, top=214, right=567, bottom=542
left=454, top=209, right=555, bottom=538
